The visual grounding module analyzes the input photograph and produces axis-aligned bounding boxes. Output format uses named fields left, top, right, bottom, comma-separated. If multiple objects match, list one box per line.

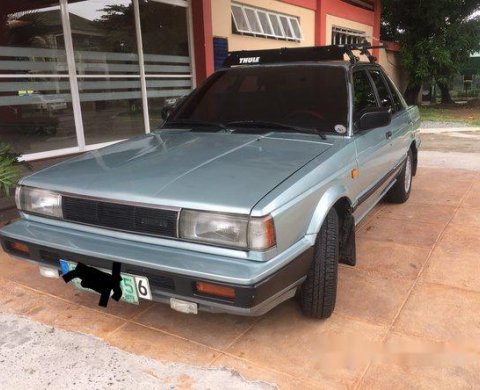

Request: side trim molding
left=353, top=156, right=407, bottom=211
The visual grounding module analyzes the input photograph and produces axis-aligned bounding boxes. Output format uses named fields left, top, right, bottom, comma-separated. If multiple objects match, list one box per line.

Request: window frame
left=383, top=73, right=407, bottom=114
left=256, top=10, right=275, bottom=37
left=368, top=68, right=399, bottom=114
left=242, top=5, right=263, bottom=34
left=289, top=17, right=303, bottom=40
left=332, top=26, right=367, bottom=45
left=3, top=0, right=195, bottom=162
left=352, top=69, right=380, bottom=125
left=231, top=4, right=251, bottom=34
left=231, top=3, right=303, bottom=41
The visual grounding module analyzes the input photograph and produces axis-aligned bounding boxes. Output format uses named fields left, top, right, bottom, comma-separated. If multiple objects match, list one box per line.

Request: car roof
left=222, top=45, right=382, bottom=69
left=220, top=61, right=380, bottom=72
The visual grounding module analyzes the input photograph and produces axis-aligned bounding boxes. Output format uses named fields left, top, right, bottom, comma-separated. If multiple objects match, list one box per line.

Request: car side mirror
left=357, top=108, right=392, bottom=131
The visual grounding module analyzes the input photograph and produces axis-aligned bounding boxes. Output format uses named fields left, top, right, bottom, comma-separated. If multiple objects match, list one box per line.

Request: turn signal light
left=248, top=215, right=276, bottom=251
left=196, top=281, right=236, bottom=300
left=8, top=241, right=30, bottom=256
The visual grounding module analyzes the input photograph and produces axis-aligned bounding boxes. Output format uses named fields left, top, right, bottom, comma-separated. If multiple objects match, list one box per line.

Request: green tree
left=93, top=3, right=188, bottom=56
left=382, top=0, right=480, bottom=104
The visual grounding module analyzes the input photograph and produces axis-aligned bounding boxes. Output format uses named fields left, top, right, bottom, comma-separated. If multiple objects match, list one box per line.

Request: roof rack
left=222, top=44, right=385, bottom=67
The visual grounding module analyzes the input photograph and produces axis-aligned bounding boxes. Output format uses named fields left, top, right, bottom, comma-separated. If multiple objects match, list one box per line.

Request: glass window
left=257, top=11, right=273, bottom=36
left=369, top=69, right=395, bottom=111
left=289, top=18, right=302, bottom=40
left=139, top=1, right=192, bottom=130
left=268, top=14, right=284, bottom=37
left=231, top=4, right=301, bottom=41
left=279, top=16, right=293, bottom=38
left=0, top=2, right=77, bottom=155
left=67, top=0, right=144, bottom=146
left=244, top=8, right=262, bottom=34
left=353, top=70, right=378, bottom=120
left=173, top=66, right=349, bottom=133
left=231, top=5, right=249, bottom=33
left=385, top=75, right=405, bottom=113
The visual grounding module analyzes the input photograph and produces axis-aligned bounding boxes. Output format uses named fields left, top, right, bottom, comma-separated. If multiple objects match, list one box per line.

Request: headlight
left=16, top=186, right=63, bottom=218
left=179, top=210, right=276, bottom=250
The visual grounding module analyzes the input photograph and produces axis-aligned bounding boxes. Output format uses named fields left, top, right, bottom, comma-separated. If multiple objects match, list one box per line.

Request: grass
left=419, top=100, right=480, bottom=126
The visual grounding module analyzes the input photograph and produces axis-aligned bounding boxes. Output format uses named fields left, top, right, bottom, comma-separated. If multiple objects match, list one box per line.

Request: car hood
left=22, top=131, right=333, bottom=214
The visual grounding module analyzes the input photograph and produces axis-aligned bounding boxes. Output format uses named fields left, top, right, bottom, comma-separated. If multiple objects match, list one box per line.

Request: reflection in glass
left=146, top=79, right=192, bottom=129
left=139, top=1, right=189, bottom=57
left=67, top=0, right=144, bottom=144
left=78, top=76, right=144, bottom=145
left=0, top=2, right=76, bottom=155
left=139, top=1, right=192, bottom=129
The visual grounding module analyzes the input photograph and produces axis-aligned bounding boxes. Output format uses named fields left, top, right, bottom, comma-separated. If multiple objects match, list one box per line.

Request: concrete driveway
left=1, top=165, right=479, bottom=389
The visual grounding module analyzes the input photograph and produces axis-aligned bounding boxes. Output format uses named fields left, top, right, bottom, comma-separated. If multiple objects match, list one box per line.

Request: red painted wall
left=315, top=0, right=380, bottom=46
left=191, top=0, right=382, bottom=82
left=281, top=0, right=317, bottom=10
left=191, top=0, right=214, bottom=85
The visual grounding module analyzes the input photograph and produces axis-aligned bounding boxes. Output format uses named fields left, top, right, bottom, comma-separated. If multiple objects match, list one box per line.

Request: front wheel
left=386, top=149, right=413, bottom=204
left=298, top=208, right=339, bottom=319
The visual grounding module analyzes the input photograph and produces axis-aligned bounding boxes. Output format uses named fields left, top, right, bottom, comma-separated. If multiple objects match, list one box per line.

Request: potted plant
left=0, top=143, right=27, bottom=197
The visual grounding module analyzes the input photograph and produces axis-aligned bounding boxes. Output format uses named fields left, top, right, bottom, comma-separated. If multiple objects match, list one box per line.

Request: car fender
left=306, top=184, right=352, bottom=236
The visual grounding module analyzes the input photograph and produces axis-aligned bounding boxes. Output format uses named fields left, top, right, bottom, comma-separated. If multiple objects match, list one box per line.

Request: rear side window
left=369, top=69, right=395, bottom=111
left=385, top=76, right=405, bottom=112
left=353, top=70, right=377, bottom=120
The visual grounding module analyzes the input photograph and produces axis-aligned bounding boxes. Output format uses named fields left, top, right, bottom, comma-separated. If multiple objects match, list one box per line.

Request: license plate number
left=59, top=260, right=152, bottom=305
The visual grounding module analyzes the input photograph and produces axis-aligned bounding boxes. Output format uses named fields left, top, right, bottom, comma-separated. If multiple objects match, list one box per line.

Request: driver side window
left=353, top=70, right=378, bottom=122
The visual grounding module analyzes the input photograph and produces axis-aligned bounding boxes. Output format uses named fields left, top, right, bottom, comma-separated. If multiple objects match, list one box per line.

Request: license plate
left=59, top=260, right=152, bottom=305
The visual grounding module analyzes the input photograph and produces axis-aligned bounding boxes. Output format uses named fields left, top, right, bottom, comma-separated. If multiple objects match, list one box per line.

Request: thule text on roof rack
left=223, top=44, right=386, bottom=67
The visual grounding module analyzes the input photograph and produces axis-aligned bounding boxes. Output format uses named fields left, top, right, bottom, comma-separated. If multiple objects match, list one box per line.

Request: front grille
left=62, top=196, right=178, bottom=238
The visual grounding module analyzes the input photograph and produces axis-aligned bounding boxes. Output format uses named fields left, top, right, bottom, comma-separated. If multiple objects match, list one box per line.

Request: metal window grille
left=231, top=3, right=303, bottom=41
left=331, top=26, right=368, bottom=45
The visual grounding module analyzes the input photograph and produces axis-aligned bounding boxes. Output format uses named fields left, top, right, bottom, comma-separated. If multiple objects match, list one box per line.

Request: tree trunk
left=438, top=82, right=454, bottom=104
left=403, top=83, right=421, bottom=105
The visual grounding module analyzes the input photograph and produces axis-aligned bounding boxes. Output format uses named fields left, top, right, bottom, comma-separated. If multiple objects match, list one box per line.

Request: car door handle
left=386, top=131, right=393, bottom=140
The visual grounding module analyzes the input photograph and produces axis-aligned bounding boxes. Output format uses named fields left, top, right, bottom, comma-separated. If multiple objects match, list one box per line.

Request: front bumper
left=0, top=219, right=313, bottom=316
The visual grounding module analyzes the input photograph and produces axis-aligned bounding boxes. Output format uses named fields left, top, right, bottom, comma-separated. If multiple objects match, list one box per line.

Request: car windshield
left=170, top=65, right=348, bottom=134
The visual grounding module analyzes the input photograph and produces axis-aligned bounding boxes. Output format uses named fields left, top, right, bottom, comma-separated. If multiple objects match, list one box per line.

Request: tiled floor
left=1, top=167, right=479, bottom=389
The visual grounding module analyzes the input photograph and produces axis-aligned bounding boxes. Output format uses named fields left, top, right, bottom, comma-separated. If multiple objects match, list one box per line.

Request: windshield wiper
left=163, top=119, right=228, bottom=132
left=226, top=120, right=327, bottom=140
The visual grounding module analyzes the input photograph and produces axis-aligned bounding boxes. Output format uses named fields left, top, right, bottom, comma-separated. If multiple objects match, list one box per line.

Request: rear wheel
left=386, top=149, right=413, bottom=204
left=298, top=208, right=339, bottom=319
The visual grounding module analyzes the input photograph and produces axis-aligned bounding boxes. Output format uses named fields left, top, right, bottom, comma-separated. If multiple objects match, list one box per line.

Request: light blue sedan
left=0, top=46, right=420, bottom=319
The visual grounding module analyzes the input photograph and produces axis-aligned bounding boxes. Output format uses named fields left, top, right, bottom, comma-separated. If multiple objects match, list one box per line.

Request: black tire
left=299, top=208, right=339, bottom=319
left=386, top=149, right=413, bottom=204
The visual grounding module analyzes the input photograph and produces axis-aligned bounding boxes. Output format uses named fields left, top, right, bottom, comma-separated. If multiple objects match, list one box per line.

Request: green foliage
left=382, top=0, right=480, bottom=88
left=0, top=143, right=29, bottom=197
left=460, top=56, right=480, bottom=75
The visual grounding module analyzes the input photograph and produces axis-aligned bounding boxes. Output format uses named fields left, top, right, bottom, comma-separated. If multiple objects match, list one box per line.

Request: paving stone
left=106, top=322, right=219, bottom=366
left=135, top=303, right=257, bottom=350
left=355, top=238, right=430, bottom=280
left=358, top=216, right=444, bottom=248
left=394, top=283, right=480, bottom=352
left=226, top=301, right=386, bottom=387
left=359, top=332, right=480, bottom=389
